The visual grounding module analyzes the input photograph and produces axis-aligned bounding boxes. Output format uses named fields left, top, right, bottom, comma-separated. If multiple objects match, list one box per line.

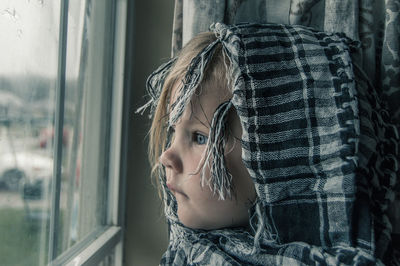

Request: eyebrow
left=197, top=100, right=211, bottom=126
left=169, top=93, right=213, bottom=132
left=189, top=100, right=211, bottom=130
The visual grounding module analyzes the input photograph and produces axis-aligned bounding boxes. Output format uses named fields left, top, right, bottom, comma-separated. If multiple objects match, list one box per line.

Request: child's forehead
left=169, top=81, right=230, bottom=106
left=168, top=81, right=231, bottom=124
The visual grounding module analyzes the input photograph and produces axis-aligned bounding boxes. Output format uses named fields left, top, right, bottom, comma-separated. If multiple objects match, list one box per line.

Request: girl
left=140, top=23, right=399, bottom=265
left=151, top=31, right=256, bottom=231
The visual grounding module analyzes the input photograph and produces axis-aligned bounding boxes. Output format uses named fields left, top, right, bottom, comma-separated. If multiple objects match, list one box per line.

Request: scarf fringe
left=169, top=40, right=219, bottom=126
left=201, top=101, right=234, bottom=200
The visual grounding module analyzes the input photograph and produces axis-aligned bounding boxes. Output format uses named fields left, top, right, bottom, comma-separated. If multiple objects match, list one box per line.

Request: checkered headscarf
left=142, top=23, right=399, bottom=265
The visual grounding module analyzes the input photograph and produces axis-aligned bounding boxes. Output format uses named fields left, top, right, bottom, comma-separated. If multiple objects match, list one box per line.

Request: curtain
left=171, top=0, right=400, bottom=127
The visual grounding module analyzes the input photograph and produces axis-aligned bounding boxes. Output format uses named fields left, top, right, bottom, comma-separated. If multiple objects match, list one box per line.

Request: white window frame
left=48, top=0, right=128, bottom=265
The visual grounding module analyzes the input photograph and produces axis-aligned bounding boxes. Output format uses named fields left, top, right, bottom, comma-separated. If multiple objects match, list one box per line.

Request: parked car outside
left=0, top=151, right=53, bottom=197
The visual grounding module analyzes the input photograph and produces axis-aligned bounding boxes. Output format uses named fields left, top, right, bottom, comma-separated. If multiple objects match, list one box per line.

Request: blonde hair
left=148, top=32, right=229, bottom=196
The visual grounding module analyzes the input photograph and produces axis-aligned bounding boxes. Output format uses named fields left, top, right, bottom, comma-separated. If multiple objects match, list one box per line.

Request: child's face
left=160, top=82, right=256, bottom=230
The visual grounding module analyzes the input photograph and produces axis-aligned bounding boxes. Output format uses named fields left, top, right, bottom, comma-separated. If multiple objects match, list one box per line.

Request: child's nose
left=159, top=147, right=183, bottom=173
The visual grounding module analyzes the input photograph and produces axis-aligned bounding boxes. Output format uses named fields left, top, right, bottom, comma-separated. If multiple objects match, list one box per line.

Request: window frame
left=47, top=0, right=128, bottom=264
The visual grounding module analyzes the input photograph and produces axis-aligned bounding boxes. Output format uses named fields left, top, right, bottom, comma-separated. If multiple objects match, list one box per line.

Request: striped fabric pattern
left=143, top=23, right=399, bottom=265
left=227, top=23, right=364, bottom=249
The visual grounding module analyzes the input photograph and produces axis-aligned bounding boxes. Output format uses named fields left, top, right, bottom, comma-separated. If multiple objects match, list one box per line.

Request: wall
left=124, top=0, right=174, bottom=265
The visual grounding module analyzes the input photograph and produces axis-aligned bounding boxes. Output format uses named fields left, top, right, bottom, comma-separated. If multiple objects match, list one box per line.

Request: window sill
left=51, top=226, right=122, bottom=266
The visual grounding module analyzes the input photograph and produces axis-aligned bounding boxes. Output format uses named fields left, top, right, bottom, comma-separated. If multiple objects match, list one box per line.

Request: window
left=0, top=0, right=127, bottom=265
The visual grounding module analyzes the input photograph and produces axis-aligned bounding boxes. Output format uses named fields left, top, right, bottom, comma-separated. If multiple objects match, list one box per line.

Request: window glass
left=0, top=1, right=59, bottom=265
left=0, top=0, right=117, bottom=264
left=58, top=0, right=114, bottom=255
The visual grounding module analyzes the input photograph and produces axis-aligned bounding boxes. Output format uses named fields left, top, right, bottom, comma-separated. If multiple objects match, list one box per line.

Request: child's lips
left=166, top=182, right=188, bottom=198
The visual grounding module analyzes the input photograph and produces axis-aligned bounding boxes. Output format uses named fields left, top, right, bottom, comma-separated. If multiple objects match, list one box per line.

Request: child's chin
left=178, top=213, right=229, bottom=230
left=178, top=212, right=211, bottom=230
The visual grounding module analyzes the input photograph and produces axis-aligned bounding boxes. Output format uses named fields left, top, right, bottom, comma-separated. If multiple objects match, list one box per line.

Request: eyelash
left=169, top=126, right=208, bottom=145
left=193, top=132, right=208, bottom=145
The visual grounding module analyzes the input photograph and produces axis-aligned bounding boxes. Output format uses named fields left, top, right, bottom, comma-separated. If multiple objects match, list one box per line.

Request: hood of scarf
left=142, top=23, right=399, bottom=265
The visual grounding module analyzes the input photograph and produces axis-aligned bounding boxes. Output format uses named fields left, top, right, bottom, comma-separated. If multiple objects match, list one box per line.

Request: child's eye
left=193, top=132, right=208, bottom=145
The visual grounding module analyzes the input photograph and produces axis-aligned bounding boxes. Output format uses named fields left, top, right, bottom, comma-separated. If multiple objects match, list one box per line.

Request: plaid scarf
left=142, top=23, right=399, bottom=265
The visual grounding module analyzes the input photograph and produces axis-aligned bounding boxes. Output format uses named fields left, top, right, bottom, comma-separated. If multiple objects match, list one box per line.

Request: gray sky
left=0, top=0, right=60, bottom=77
